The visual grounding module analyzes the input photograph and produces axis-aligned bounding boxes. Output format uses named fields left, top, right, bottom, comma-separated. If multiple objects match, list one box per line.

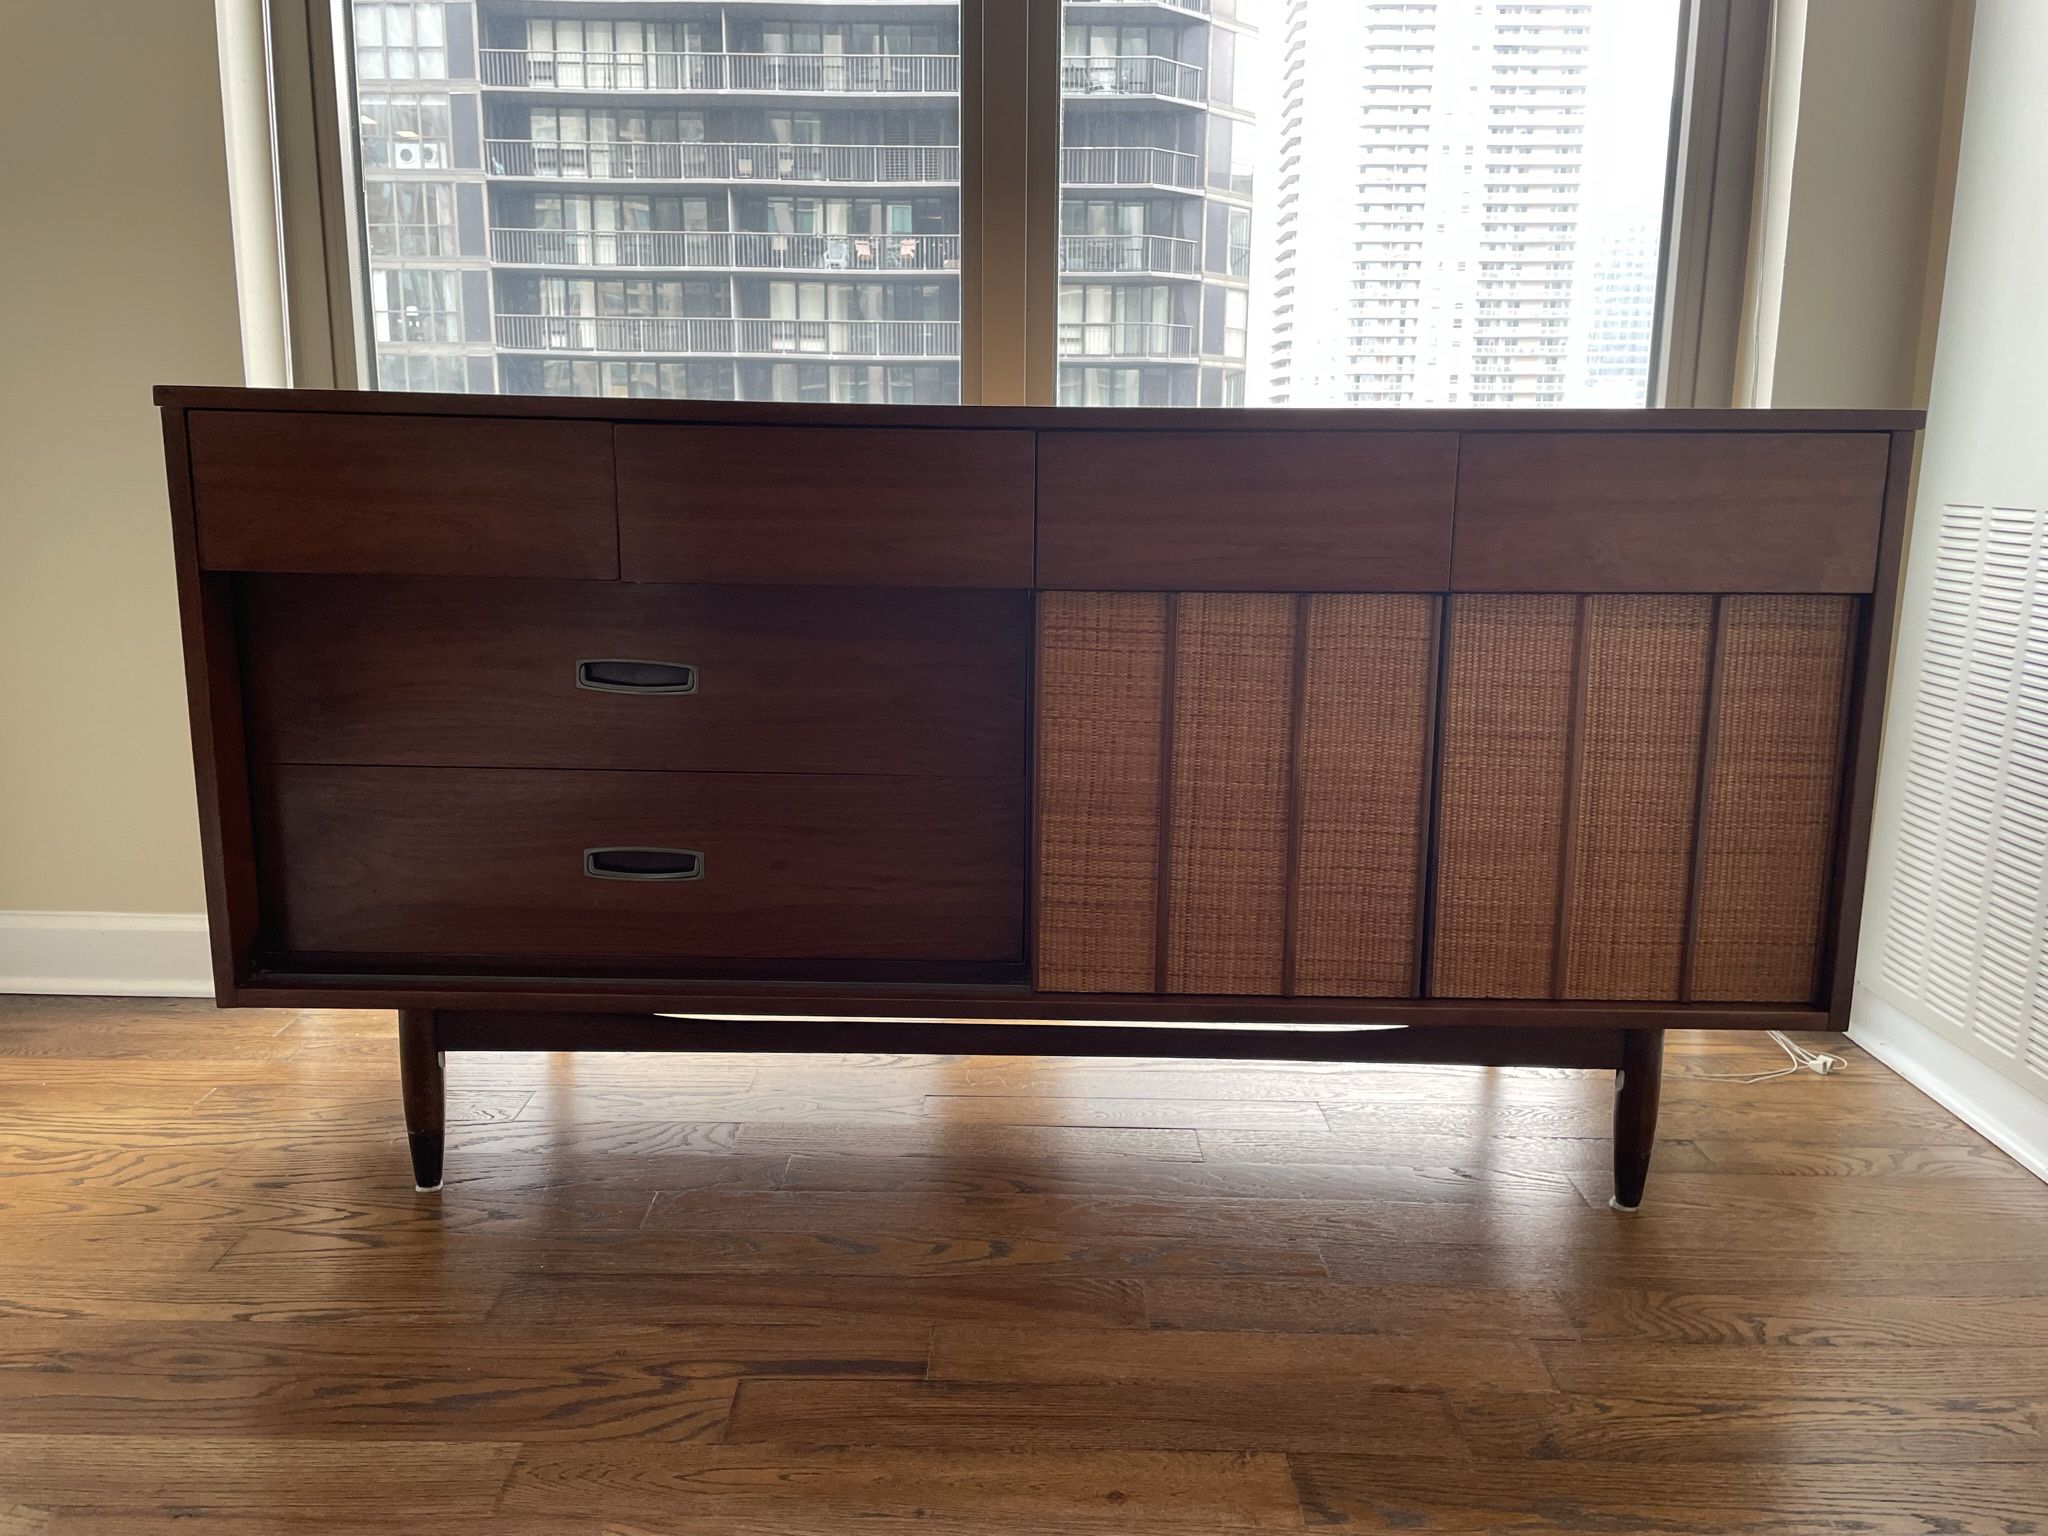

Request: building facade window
left=371, top=267, right=462, bottom=342
left=355, top=2, right=448, bottom=81
left=364, top=179, right=458, bottom=258
left=360, top=92, right=453, bottom=170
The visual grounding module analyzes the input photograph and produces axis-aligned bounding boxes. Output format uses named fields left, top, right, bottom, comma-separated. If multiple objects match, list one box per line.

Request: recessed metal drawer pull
left=575, top=659, right=698, bottom=695
left=582, top=847, right=705, bottom=882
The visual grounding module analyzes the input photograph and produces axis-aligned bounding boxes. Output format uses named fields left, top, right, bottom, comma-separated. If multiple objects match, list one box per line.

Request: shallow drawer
left=256, top=766, right=1025, bottom=965
left=189, top=410, right=617, bottom=577
left=1451, top=432, right=1890, bottom=593
left=616, top=424, right=1034, bottom=587
left=1036, top=430, right=1456, bottom=590
left=240, top=577, right=1026, bottom=777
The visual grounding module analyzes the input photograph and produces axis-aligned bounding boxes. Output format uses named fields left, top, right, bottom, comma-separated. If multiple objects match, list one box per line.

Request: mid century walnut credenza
left=156, top=386, right=1920, bottom=1207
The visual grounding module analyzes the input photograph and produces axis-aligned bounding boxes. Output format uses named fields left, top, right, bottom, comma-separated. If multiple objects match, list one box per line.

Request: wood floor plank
left=1450, top=1389, right=2048, bottom=1464
left=1141, top=1279, right=1578, bottom=1340
left=498, top=1445, right=1306, bottom=1529
left=0, top=1321, right=932, bottom=1442
left=1290, top=1454, right=2048, bottom=1532
left=486, top=1272, right=1148, bottom=1331
left=929, top=1324, right=1552, bottom=1391
left=1561, top=1288, right=2048, bottom=1347
left=736, top=1123, right=1204, bottom=1163
left=0, top=1434, right=518, bottom=1518
left=778, top=1152, right=1582, bottom=1203
left=724, top=1377, right=1465, bottom=1455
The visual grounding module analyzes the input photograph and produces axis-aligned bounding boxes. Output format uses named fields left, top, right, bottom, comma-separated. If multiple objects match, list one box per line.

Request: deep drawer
left=239, top=577, right=1028, bottom=778
left=255, top=765, right=1026, bottom=966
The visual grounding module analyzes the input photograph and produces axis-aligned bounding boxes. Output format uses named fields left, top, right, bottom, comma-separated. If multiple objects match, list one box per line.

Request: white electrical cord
left=1695, top=1029, right=1845, bottom=1084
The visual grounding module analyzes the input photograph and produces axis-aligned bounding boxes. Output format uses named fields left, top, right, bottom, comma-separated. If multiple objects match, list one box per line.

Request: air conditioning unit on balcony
left=393, top=141, right=425, bottom=170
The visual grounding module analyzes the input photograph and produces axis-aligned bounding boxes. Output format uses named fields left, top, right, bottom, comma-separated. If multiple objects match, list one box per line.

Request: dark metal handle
left=583, top=847, right=704, bottom=882
left=576, top=659, right=697, bottom=695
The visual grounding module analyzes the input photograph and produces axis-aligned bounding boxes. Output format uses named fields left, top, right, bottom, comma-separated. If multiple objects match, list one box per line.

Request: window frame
left=259, top=0, right=1758, bottom=407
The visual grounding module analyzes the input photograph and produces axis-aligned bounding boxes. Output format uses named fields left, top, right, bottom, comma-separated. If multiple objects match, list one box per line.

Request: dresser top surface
left=155, top=385, right=1924, bottom=436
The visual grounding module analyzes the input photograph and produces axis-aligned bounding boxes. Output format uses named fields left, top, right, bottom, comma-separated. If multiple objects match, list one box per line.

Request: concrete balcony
left=1070, top=0, right=1210, bottom=13
left=1058, top=233, right=1198, bottom=277
left=486, top=139, right=959, bottom=185
left=1061, top=55, right=1205, bottom=105
left=1056, top=320, right=1196, bottom=360
left=496, top=314, right=961, bottom=358
left=1061, top=145, right=1199, bottom=190
left=480, top=50, right=960, bottom=95
left=490, top=227, right=961, bottom=273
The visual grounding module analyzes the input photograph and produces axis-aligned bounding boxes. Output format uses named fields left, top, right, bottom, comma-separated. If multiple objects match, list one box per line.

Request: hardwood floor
left=1, top=995, right=2044, bottom=1534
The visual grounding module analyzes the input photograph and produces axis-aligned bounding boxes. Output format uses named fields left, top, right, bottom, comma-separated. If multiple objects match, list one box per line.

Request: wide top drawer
left=616, top=424, right=1034, bottom=587
left=1036, top=430, right=1457, bottom=591
left=188, top=410, right=617, bottom=578
left=1452, top=432, right=1891, bottom=593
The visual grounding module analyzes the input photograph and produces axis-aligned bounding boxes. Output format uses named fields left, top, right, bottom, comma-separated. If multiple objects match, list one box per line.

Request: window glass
left=351, top=1, right=961, bottom=400
left=1058, top=0, right=1683, bottom=407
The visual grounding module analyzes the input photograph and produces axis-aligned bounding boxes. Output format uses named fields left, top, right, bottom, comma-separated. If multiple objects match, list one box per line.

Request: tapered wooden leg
left=398, top=1009, right=445, bottom=1192
left=1611, top=1028, right=1664, bottom=1211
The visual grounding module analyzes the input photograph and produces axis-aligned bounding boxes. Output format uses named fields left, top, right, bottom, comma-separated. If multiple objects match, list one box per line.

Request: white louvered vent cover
left=1871, top=501, right=2048, bottom=1092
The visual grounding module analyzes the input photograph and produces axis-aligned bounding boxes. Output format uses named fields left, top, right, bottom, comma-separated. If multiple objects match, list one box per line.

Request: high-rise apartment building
left=1265, top=0, right=1669, bottom=407
left=351, top=0, right=1258, bottom=405
left=355, top=0, right=963, bottom=404
left=1059, top=0, right=1256, bottom=407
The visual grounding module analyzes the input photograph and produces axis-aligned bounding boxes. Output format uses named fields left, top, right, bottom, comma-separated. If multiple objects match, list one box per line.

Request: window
left=355, top=2, right=447, bottom=81
left=371, top=267, right=461, bottom=342
left=360, top=92, right=452, bottom=170
left=364, top=179, right=458, bottom=258
left=307, top=0, right=1728, bottom=406
left=342, top=0, right=961, bottom=402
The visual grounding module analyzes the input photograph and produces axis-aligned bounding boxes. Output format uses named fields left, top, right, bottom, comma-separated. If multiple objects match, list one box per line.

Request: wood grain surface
left=2, top=995, right=2042, bottom=1531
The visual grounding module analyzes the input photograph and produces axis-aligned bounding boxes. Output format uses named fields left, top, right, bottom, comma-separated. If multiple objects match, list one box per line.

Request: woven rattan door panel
left=1430, top=594, right=1856, bottom=1003
left=1292, top=594, right=1439, bottom=996
left=1687, top=596, right=1858, bottom=1001
left=1035, top=592, right=1435, bottom=996
left=1033, top=593, right=1169, bottom=994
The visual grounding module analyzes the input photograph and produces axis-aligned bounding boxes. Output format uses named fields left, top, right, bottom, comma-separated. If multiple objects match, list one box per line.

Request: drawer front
left=240, top=577, right=1027, bottom=777
left=189, top=410, right=617, bottom=577
left=616, top=425, right=1034, bottom=586
left=258, top=766, right=1025, bottom=964
left=1452, top=432, right=1890, bottom=593
left=1036, top=431, right=1456, bottom=591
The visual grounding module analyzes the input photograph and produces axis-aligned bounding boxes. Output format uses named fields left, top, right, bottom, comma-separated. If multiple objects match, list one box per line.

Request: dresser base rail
left=395, top=1009, right=1666, bottom=1207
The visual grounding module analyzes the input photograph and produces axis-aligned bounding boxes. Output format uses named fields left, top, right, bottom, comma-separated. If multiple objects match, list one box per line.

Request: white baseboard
left=1851, top=987, right=2048, bottom=1184
left=0, top=911, right=214, bottom=998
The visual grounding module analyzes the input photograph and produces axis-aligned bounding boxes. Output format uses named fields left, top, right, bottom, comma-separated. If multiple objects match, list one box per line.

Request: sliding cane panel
left=1292, top=594, right=1438, bottom=997
left=1034, top=593, right=1169, bottom=993
left=1430, top=596, right=1579, bottom=998
left=1164, top=594, right=1298, bottom=994
left=1558, top=596, right=1716, bottom=1000
left=1688, top=595, right=1856, bottom=1002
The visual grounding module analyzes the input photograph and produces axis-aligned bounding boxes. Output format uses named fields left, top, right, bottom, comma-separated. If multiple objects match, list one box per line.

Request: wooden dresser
left=157, top=387, right=1919, bottom=1206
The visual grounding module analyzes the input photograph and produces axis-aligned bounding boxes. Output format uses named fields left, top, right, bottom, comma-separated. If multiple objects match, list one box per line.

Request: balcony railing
left=486, top=138, right=959, bottom=184
left=496, top=313, right=960, bottom=358
left=1074, top=0, right=1210, bottom=11
left=491, top=227, right=961, bottom=273
left=1058, top=234, right=1197, bottom=277
left=1061, top=55, right=1205, bottom=103
left=481, top=49, right=960, bottom=94
left=1056, top=320, right=1195, bottom=360
left=1061, top=145, right=1199, bottom=189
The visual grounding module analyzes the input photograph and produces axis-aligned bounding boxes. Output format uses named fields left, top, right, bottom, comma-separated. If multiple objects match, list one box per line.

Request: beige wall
left=0, top=1, right=243, bottom=914
left=1739, top=0, right=1963, bottom=409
